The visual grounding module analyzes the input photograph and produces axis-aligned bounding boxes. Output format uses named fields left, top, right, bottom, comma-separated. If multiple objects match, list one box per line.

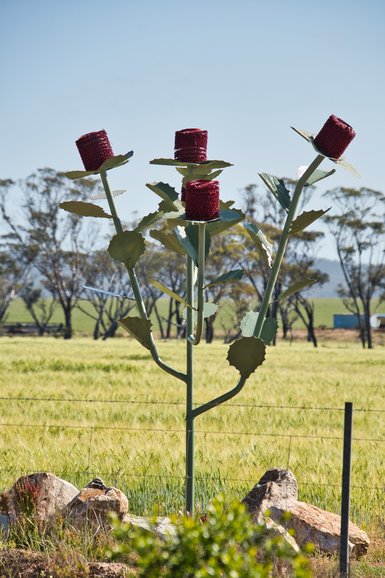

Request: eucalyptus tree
left=324, top=186, right=385, bottom=348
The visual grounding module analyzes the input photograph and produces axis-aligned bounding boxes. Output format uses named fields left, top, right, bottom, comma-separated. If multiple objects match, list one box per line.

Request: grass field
left=5, top=297, right=385, bottom=336
left=0, top=335, right=384, bottom=543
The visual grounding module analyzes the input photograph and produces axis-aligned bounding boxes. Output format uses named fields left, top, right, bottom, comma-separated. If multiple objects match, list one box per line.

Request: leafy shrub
left=108, top=495, right=311, bottom=577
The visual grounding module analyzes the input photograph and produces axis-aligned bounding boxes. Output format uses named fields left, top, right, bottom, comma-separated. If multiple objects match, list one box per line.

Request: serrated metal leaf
left=277, top=278, right=317, bottom=301
left=305, top=168, right=336, bottom=186
left=227, top=337, right=266, bottom=378
left=150, top=279, right=190, bottom=308
left=291, top=127, right=313, bottom=143
left=119, top=317, right=152, bottom=350
left=108, top=231, right=145, bottom=265
left=150, top=158, right=232, bottom=169
left=59, top=201, right=112, bottom=219
left=244, top=222, right=273, bottom=268
left=175, top=226, right=199, bottom=264
left=239, top=312, right=277, bottom=344
left=63, top=169, right=96, bottom=180
left=206, top=269, right=244, bottom=288
left=135, top=209, right=165, bottom=233
left=146, top=182, right=179, bottom=210
left=258, top=173, right=291, bottom=212
left=334, top=157, right=360, bottom=178
left=150, top=230, right=186, bottom=256
left=290, top=209, right=330, bottom=234
left=206, top=208, right=245, bottom=236
left=185, top=224, right=211, bottom=262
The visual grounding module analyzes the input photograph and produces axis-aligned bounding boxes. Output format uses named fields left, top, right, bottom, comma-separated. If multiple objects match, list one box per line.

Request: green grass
left=5, top=297, right=385, bottom=335
left=0, top=336, right=384, bottom=539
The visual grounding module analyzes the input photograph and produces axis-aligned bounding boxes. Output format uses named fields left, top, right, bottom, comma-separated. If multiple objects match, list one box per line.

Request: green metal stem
left=100, top=170, right=186, bottom=383
left=192, top=377, right=247, bottom=419
left=191, top=223, right=206, bottom=346
left=186, top=254, right=195, bottom=513
left=253, top=154, right=324, bottom=337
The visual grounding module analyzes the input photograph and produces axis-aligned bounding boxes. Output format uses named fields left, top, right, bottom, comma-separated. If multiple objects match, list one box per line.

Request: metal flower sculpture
left=60, top=117, right=357, bottom=513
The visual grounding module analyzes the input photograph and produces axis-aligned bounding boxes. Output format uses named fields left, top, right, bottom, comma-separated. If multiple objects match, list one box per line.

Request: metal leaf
left=146, top=182, right=179, bottom=211
left=175, top=226, right=199, bottom=264
left=150, top=158, right=232, bottom=169
left=150, top=230, right=186, bottom=256
left=182, top=302, right=219, bottom=320
left=82, top=285, right=134, bottom=300
left=63, top=169, right=96, bottom=180
left=334, top=157, right=360, bottom=178
left=239, top=312, right=277, bottom=344
left=305, top=169, right=336, bottom=186
left=185, top=224, right=211, bottom=261
left=119, top=317, right=152, bottom=350
left=290, top=209, right=330, bottom=234
left=205, top=269, right=244, bottom=288
left=227, top=336, right=266, bottom=378
left=277, top=278, right=317, bottom=301
left=244, top=222, right=273, bottom=268
left=258, top=173, right=291, bottom=212
left=291, top=127, right=313, bottom=143
left=99, top=151, right=134, bottom=172
left=59, top=201, right=112, bottom=219
left=135, top=209, right=165, bottom=233
left=90, top=189, right=126, bottom=200
left=150, top=279, right=190, bottom=308
left=108, top=231, right=145, bottom=265
left=206, top=208, right=245, bottom=236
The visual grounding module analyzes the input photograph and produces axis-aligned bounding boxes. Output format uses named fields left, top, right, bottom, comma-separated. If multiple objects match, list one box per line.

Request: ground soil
left=0, top=548, right=134, bottom=578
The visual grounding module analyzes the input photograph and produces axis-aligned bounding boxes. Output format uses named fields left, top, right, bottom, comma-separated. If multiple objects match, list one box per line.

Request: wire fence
left=0, top=396, right=384, bottom=535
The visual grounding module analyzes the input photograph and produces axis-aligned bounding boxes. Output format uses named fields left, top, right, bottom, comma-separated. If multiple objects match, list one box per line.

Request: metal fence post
left=340, top=401, right=353, bottom=578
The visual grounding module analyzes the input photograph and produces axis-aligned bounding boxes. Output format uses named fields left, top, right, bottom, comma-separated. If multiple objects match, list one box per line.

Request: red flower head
left=313, top=115, right=356, bottom=159
left=185, top=180, right=220, bottom=221
left=174, top=128, right=208, bottom=163
left=76, top=129, right=114, bottom=171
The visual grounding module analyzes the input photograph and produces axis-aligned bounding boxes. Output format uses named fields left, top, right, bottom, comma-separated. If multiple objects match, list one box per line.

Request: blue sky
left=1, top=0, right=384, bottom=257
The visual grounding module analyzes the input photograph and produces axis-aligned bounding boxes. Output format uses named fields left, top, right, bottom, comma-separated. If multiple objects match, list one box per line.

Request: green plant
left=108, top=496, right=311, bottom=577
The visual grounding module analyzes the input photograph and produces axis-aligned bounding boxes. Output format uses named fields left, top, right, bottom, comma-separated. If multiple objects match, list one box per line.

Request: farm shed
left=370, top=314, right=385, bottom=329
left=333, top=314, right=362, bottom=329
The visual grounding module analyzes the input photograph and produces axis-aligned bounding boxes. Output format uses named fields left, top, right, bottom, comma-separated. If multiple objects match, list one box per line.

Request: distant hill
left=308, top=258, right=344, bottom=298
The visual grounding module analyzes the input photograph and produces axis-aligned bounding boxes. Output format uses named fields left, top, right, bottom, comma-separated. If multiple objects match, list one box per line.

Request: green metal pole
left=192, top=222, right=206, bottom=346
left=186, top=253, right=195, bottom=514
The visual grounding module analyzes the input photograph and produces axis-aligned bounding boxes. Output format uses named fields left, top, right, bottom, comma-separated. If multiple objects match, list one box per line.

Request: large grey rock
left=0, top=472, right=78, bottom=529
left=243, top=468, right=369, bottom=559
left=64, top=477, right=128, bottom=529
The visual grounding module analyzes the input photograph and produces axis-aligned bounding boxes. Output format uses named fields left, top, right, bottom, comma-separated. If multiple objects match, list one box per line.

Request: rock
left=243, top=468, right=298, bottom=514
left=123, top=513, right=175, bottom=537
left=64, top=477, right=128, bottom=529
left=243, top=468, right=370, bottom=559
left=0, top=472, right=78, bottom=529
left=254, top=511, right=300, bottom=554
left=269, top=502, right=370, bottom=559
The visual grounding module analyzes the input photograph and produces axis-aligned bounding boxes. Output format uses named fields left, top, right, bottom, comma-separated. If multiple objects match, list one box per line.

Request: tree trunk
left=63, top=308, right=72, bottom=339
left=205, top=318, right=214, bottom=343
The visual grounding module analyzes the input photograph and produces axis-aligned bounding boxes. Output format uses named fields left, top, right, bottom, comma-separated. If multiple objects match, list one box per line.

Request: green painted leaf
left=63, top=169, right=96, bottom=180
left=150, top=279, right=190, bottom=308
left=108, top=231, right=145, bottom=265
left=239, top=312, right=277, bottom=344
left=277, top=278, right=317, bottom=301
left=334, top=157, right=360, bottom=178
left=185, top=224, right=211, bottom=261
left=150, top=158, right=232, bottom=169
left=260, top=317, right=278, bottom=345
left=220, top=200, right=235, bottom=209
left=291, top=126, right=313, bottom=143
left=99, top=151, right=134, bottom=172
left=206, top=208, right=245, bottom=236
left=146, top=182, right=179, bottom=211
left=182, top=302, right=219, bottom=321
left=244, top=222, right=273, bottom=267
left=227, top=336, right=266, bottom=378
left=150, top=230, right=185, bottom=256
left=59, top=201, right=112, bottom=219
left=206, top=269, right=244, bottom=288
left=305, top=168, right=336, bottom=186
left=175, top=226, right=199, bottom=264
left=290, top=209, right=330, bottom=234
left=119, top=316, right=152, bottom=350
left=258, top=173, right=291, bottom=212
left=135, top=209, right=165, bottom=233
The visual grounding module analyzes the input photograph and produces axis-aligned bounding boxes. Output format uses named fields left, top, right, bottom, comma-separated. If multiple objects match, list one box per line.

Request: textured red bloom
left=185, top=180, right=219, bottom=221
left=174, top=128, right=208, bottom=163
left=76, top=129, right=114, bottom=171
left=313, top=115, right=356, bottom=159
